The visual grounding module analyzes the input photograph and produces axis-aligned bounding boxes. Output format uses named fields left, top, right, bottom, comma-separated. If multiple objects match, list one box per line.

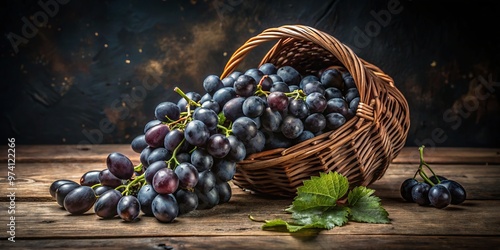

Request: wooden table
left=1, top=145, right=499, bottom=249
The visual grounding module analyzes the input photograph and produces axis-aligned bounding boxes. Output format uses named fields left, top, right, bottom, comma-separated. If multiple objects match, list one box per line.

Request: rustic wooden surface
left=1, top=145, right=499, bottom=249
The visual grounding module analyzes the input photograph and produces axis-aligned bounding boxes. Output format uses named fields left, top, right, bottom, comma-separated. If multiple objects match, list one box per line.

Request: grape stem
left=413, top=146, right=440, bottom=186
left=174, top=87, right=201, bottom=108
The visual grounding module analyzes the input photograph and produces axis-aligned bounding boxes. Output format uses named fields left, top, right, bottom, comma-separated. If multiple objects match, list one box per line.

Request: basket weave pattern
left=220, top=25, right=410, bottom=197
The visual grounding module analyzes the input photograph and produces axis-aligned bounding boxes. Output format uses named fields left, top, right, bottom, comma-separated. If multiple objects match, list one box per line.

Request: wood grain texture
left=0, top=145, right=499, bottom=250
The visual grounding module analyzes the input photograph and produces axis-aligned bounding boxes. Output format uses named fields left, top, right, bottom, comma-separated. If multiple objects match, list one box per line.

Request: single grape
left=212, top=87, right=237, bottom=109
left=325, top=113, right=346, bottom=130
left=193, top=107, right=219, bottom=130
left=234, top=74, right=257, bottom=97
left=304, top=113, right=326, bottom=133
left=63, top=186, right=96, bottom=214
left=400, top=178, right=419, bottom=202
left=152, top=168, right=179, bottom=194
left=106, top=152, right=134, bottom=180
left=277, top=65, right=301, bottom=86
left=50, top=179, right=78, bottom=198
left=349, top=97, right=360, bottom=112
left=175, top=189, right=198, bottom=215
left=93, top=185, right=114, bottom=196
left=267, top=91, right=289, bottom=112
left=131, top=134, right=148, bottom=153
left=242, top=96, right=266, bottom=118
left=147, top=147, right=172, bottom=165
left=94, top=189, right=122, bottom=219
left=259, top=63, right=277, bottom=75
left=264, top=131, right=294, bottom=150
left=176, top=152, right=191, bottom=163
left=152, top=194, right=179, bottom=223
left=324, top=87, right=343, bottom=100
left=137, top=184, right=159, bottom=216
left=174, top=162, right=199, bottom=189
left=200, top=93, right=212, bottom=104
left=206, top=134, right=231, bottom=158
left=411, top=182, right=431, bottom=206
left=299, top=75, right=320, bottom=89
left=80, top=170, right=101, bottom=186
left=164, top=129, right=185, bottom=152
left=184, top=120, right=210, bottom=147
left=428, top=184, right=451, bottom=209
left=222, top=97, right=246, bottom=122
left=212, top=159, right=236, bottom=182
left=229, top=71, right=242, bottom=80
left=203, top=74, right=224, bottom=95
left=216, top=181, right=232, bottom=204
left=145, top=124, right=170, bottom=148
left=154, top=101, right=180, bottom=122
left=99, top=169, right=123, bottom=188
left=305, top=92, right=327, bottom=113
left=325, top=98, right=349, bottom=116
left=191, top=148, right=214, bottom=172
left=281, top=115, right=304, bottom=139
left=55, top=182, right=80, bottom=208
left=288, top=98, right=309, bottom=119
left=201, top=99, right=221, bottom=114
left=320, top=68, right=343, bottom=89
left=303, top=80, right=326, bottom=95
left=440, top=180, right=467, bottom=205
left=221, top=76, right=235, bottom=88
left=117, top=195, right=141, bottom=222
left=232, top=117, right=259, bottom=142
left=270, top=82, right=290, bottom=93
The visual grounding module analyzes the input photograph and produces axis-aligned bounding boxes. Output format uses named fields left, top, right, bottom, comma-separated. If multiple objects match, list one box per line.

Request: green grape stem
left=413, top=146, right=440, bottom=186
left=174, top=87, right=201, bottom=108
left=120, top=173, right=146, bottom=196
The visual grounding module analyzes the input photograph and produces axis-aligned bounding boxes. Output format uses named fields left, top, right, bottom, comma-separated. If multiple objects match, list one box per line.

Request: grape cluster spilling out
left=49, top=63, right=360, bottom=223
left=400, top=146, right=467, bottom=209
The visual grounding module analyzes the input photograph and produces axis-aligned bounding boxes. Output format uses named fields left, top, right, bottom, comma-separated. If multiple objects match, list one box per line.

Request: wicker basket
left=220, top=25, right=410, bottom=197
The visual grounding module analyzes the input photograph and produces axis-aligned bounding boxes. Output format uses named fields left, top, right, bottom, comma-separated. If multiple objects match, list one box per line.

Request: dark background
left=1, top=0, right=499, bottom=147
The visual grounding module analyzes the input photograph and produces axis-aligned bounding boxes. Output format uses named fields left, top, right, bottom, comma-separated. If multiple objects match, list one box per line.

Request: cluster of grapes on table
left=400, top=146, right=467, bottom=209
left=49, top=62, right=361, bottom=223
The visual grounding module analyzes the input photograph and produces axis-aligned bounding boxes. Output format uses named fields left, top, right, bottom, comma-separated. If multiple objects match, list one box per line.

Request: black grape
left=203, top=74, right=224, bottom=95
left=80, top=170, right=101, bottom=186
left=55, top=182, right=80, bottom=208
left=184, top=120, right=210, bottom=147
left=63, top=186, right=96, bottom=214
left=152, top=194, right=179, bottom=223
left=234, top=74, right=257, bottom=97
left=411, top=182, right=431, bottom=206
left=117, top=195, right=141, bottom=222
left=174, top=162, right=199, bottom=189
left=152, top=168, right=179, bottom=194
left=191, top=148, right=214, bottom=172
left=137, top=184, right=159, bottom=216
left=428, top=184, right=451, bottom=209
left=94, top=189, right=122, bottom=219
left=106, top=152, right=135, bottom=180
left=175, top=189, right=199, bottom=215
left=400, top=178, right=419, bottom=202
left=155, top=101, right=180, bottom=122
left=131, top=134, right=148, bottom=153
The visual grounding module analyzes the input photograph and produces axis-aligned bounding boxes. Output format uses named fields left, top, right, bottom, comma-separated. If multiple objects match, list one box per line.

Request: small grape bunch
left=400, top=146, right=467, bottom=209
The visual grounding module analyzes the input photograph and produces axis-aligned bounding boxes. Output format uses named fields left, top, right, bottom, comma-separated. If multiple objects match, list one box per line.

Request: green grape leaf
left=262, top=219, right=323, bottom=233
left=291, top=206, right=349, bottom=230
left=287, top=172, right=349, bottom=212
left=347, top=186, right=390, bottom=224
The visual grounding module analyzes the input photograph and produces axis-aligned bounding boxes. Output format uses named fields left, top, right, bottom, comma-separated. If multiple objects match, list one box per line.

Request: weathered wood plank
left=1, top=235, right=499, bottom=250
left=1, top=145, right=500, bottom=164
left=1, top=162, right=498, bottom=200
left=0, top=199, right=498, bottom=238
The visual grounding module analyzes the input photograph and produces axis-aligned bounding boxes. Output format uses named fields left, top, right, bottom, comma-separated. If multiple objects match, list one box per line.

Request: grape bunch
left=49, top=62, right=360, bottom=223
left=400, top=146, right=467, bottom=209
